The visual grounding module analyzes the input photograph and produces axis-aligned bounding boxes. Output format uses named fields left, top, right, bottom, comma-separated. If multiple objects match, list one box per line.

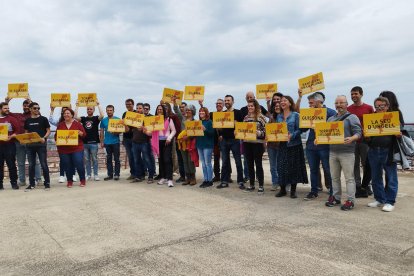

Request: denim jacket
left=276, top=112, right=302, bottom=147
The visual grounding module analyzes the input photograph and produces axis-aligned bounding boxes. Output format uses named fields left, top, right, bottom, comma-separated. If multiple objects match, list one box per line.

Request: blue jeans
left=84, top=143, right=99, bottom=176
left=306, top=148, right=332, bottom=195
left=267, top=147, right=279, bottom=187
left=123, top=138, right=136, bottom=177
left=59, top=151, right=86, bottom=182
left=368, top=148, right=398, bottom=205
left=27, top=145, right=50, bottom=186
left=132, top=142, right=154, bottom=179
left=105, top=144, right=121, bottom=177
left=15, top=142, right=41, bottom=183
left=220, top=138, right=243, bottom=183
left=197, top=147, right=213, bottom=182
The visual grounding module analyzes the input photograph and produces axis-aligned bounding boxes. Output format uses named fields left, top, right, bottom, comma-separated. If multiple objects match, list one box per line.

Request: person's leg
left=383, top=156, right=398, bottom=205
left=306, top=148, right=320, bottom=195
left=220, top=140, right=230, bottom=183
left=123, top=138, right=135, bottom=177
left=90, top=143, right=99, bottom=176
left=176, top=141, right=185, bottom=179
left=114, top=143, right=121, bottom=177
left=164, top=142, right=173, bottom=180
left=172, top=140, right=179, bottom=174
left=244, top=143, right=255, bottom=187
left=27, top=147, right=37, bottom=187
left=37, top=146, right=50, bottom=186
left=104, top=144, right=114, bottom=177
left=320, top=148, right=333, bottom=196
left=84, top=144, right=92, bottom=177
left=329, top=151, right=342, bottom=201
left=134, top=143, right=145, bottom=179
left=267, top=147, right=278, bottom=187
left=254, top=144, right=264, bottom=188
left=181, top=150, right=190, bottom=176
left=5, top=143, right=18, bottom=188
left=0, top=149, right=5, bottom=188
left=359, top=142, right=371, bottom=191
left=230, top=139, right=244, bottom=184
left=35, top=155, right=42, bottom=182
left=59, top=153, right=73, bottom=182
left=213, top=144, right=220, bottom=180
left=368, top=149, right=386, bottom=203
left=339, top=152, right=356, bottom=202
left=204, top=148, right=213, bottom=182
left=15, top=142, right=27, bottom=184
left=142, top=142, right=155, bottom=178
left=72, top=151, right=86, bottom=181
left=197, top=148, right=207, bottom=181
left=354, top=144, right=362, bottom=188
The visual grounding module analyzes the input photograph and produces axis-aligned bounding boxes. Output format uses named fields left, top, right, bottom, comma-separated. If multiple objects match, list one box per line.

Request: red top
left=55, top=120, right=86, bottom=154
left=0, top=115, right=19, bottom=144
left=9, top=112, right=31, bottom=134
left=347, top=103, right=374, bottom=128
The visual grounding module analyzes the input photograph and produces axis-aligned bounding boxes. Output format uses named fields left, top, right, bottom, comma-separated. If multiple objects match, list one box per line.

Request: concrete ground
left=0, top=161, right=413, bottom=276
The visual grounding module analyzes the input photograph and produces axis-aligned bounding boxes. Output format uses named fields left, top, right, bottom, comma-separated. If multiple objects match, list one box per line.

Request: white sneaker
left=168, top=180, right=174, bottom=187
left=94, top=175, right=100, bottom=181
left=382, top=204, right=395, bottom=212
left=58, top=176, right=65, bottom=183
left=86, top=175, right=92, bottom=181
left=157, top=178, right=167, bottom=185
left=73, top=175, right=78, bottom=182
left=367, top=201, right=383, bottom=208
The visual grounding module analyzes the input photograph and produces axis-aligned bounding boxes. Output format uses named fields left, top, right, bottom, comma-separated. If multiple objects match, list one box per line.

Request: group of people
left=0, top=87, right=406, bottom=212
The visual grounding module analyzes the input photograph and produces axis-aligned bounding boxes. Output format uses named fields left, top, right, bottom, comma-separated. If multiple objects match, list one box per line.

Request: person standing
left=275, top=96, right=308, bottom=198
left=100, top=105, right=121, bottom=181
left=367, top=97, right=401, bottom=212
left=24, top=102, right=51, bottom=191
left=122, top=99, right=136, bottom=180
left=347, top=86, right=374, bottom=197
left=5, top=96, right=41, bottom=186
left=196, top=107, right=215, bottom=188
left=243, top=99, right=267, bottom=195
left=325, top=95, right=362, bottom=211
left=164, top=103, right=183, bottom=182
left=55, top=109, right=87, bottom=188
left=0, top=102, right=19, bottom=190
left=143, top=103, right=157, bottom=178
left=74, top=99, right=104, bottom=181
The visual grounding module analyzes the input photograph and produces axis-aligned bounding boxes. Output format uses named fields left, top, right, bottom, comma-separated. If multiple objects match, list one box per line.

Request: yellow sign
left=299, top=108, right=327, bottom=128
left=315, top=121, right=344, bottom=144
left=298, top=72, right=325, bottom=95
left=108, top=119, right=125, bottom=133
left=185, top=120, right=204, bottom=136
left=235, top=122, right=257, bottom=141
left=15, top=132, right=43, bottom=144
left=77, top=93, right=97, bottom=107
left=8, top=83, right=29, bottom=98
left=184, top=86, right=205, bottom=100
left=51, top=93, right=71, bottom=107
left=124, top=112, right=144, bottom=128
left=363, top=112, right=400, bottom=137
left=162, top=88, right=183, bottom=104
left=56, top=130, right=79, bottom=146
left=256, top=83, right=277, bottom=99
left=0, top=124, right=8, bottom=141
left=212, top=112, right=234, bottom=128
left=144, top=115, right=165, bottom=132
left=266, top=123, right=288, bottom=142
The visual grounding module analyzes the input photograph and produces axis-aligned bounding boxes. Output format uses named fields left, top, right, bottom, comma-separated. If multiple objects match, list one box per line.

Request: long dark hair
left=155, top=104, right=167, bottom=118
left=379, top=90, right=404, bottom=124
left=281, top=96, right=295, bottom=112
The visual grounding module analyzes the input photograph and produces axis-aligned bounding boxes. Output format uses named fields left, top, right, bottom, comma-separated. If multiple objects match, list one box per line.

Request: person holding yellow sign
left=366, top=97, right=402, bottom=212
left=196, top=107, right=215, bottom=188
left=55, top=108, right=87, bottom=188
left=242, top=99, right=267, bottom=195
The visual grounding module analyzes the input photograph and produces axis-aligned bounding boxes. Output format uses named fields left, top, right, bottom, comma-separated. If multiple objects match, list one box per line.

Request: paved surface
left=1, top=163, right=413, bottom=276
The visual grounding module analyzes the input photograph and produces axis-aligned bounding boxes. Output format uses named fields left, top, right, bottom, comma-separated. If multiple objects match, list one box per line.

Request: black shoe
left=114, top=176, right=120, bottom=181
left=229, top=178, right=234, bottom=183
left=25, top=185, right=35, bottom=192
left=199, top=181, right=207, bottom=188
left=238, top=182, right=245, bottom=190
left=44, top=183, right=50, bottom=190
left=244, top=186, right=255, bottom=192
left=304, top=192, right=318, bottom=201
left=154, top=175, right=162, bottom=180
left=212, top=176, right=220, bottom=182
left=290, top=184, right=297, bottom=198
left=11, top=185, right=19, bottom=190
left=325, top=196, right=341, bottom=207
left=176, top=176, right=185, bottom=183
left=204, top=181, right=213, bottom=187
left=130, top=178, right=143, bottom=183
left=104, top=176, right=113, bottom=181
left=243, top=177, right=249, bottom=183
left=355, top=189, right=368, bottom=198
left=257, top=187, right=264, bottom=195
left=216, top=182, right=229, bottom=189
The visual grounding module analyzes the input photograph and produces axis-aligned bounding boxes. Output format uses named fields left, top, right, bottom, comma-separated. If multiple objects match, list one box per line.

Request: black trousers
left=243, top=142, right=264, bottom=187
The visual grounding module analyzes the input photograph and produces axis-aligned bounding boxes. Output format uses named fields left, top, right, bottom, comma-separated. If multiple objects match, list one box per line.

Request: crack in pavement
left=400, top=245, right=414, bottom=257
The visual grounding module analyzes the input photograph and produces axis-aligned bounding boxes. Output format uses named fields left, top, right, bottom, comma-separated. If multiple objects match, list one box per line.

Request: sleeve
left=173, top=105, right=184, bottom=122
left=204, top=120, right=214, bottom=137
left=11, top=117, right=19, bottom=135
left=290, top=112, right=302, bottom=140
left=261, top=105, right=268, bottom=116
left=349, top=115, right=362, bottom=139
left=99, top=119, right=105, bottom=129
left=257, top=116, right=266, bottom=139
left=167, top=119, right=176, bottom=141
left=44, top=117, right=51, bottom=128
left=48, top=115, right=59, bottom=126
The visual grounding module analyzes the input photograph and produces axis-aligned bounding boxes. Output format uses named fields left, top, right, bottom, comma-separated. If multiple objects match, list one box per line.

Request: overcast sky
left=1, top=0, right=413, bottom=121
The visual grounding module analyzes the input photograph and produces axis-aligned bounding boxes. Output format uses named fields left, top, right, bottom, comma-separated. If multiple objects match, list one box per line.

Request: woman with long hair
left=275, top=96, right=308, bottom=198
left=379, top=91, right=405, bottom=126
left=196, top=107, right=215, bottom=188
left=243, top=99, right=267, bottom=194
left=268, top=92, right=283, bottom=191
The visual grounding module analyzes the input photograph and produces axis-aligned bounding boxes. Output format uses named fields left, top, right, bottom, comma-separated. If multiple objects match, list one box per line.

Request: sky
left=1, top=0, right=413, bottom=121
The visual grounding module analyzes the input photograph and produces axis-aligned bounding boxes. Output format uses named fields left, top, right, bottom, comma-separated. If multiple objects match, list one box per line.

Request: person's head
left=185, top=104, right=196, bottom=119
left=180, top=102, right=187, bottom=114
left=23, top=99, right=31, bottom=114
left=163, top=103, right=172, bottom=116
left=156, top=104, right=166, bottom=117
left=29, top=102, right=40, bottom=115
left=280, top=96, right=295, bottom=112
left=245, top=91, right=255, bottom=103
left=63, top=108, right=75, bottom=122
left=270, top=92, right=283, bottom=117
left=106, top=105, right=114, bottom=117
left=224, top=95, right=234, bottom=110
left=350, top=86, right=363, bottom=104
left=136, top=102, right=144, bottom=114
left=0, top=102, right=10, bottom=116
left=199, top=107, right=210, bottom=120
left=314, top=92, right=325, bottom=103
left=379, top=91, right=399, bottom=112
left=247, top=99, right=261, bottom=119
left=272, top=92, right=283, bottom=104
left=86, top=106, right=95, bottom=116
left=307, top=93, right=324, bottom=108
left=125, top=99, right=134, bottom=111
left=215, top=98, right=224, bottom=112
left=374, top=96, right=390, bottom=113
left=334, top=95, right=348, bottom=114
left=143, top=103, right=150, bottom=115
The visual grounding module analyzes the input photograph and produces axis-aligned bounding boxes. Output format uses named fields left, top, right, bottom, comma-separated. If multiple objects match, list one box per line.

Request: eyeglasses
left=144, top=108, right=149, bottom=110
left=32, top=107, right=40, bottom=110
left=216, top=102, right=222, bottom=105
left=375, top=104, right=387, bottom=109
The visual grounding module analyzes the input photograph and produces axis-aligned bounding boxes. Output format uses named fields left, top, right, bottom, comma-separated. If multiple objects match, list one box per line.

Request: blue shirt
left=100, top=116, right=120, bottom=145
left=306, top=107, right=337, bottom=151
left=276, top=112, right=302, bottom=147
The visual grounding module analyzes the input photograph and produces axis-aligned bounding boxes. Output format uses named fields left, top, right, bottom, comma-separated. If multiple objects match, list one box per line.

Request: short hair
left=180, top=102, right=187, bottom=107
left=143, top=103, right=150, bottom=109
left=62, top=108, right=75, bottom=117
left=106, top=105, right=114, bottom=110
left=29, top=102, right=39, bottom=108
left=216, top=98, right=224, bottom=103
left=199, top=107, right=210, bottom=120
left=272, top=92, right=284, bottom=98
left=125, top=99, right=134, bottom=105
left=23, top=99, right=31, bottom=105
left=351, top=86, right=363, bottom=95
left=374, top=96, right=390, bottom=106
left=0, top=102, right=9, bottom=109
left=225, top=95, right=234, bottom=101
left=314, top=92, right=325, bottom=102
left=136, top=102, right=144, bottom=108
left=308, top=93, right=324, bottom=102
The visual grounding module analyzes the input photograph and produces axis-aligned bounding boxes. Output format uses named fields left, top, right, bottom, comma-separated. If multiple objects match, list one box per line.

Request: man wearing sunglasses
left=23, top=102, right=51, bottom=191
